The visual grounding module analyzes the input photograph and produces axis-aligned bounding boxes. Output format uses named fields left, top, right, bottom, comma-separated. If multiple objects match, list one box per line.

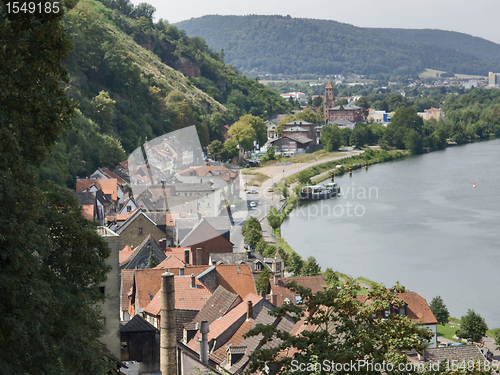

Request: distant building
left=280, top=92, right=307, bottom=103
left=489, top=72, right=500, bottom=88
left=323, top=83, right=363, bottom=123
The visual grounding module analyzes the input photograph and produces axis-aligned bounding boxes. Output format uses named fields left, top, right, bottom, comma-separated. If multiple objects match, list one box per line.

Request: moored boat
left=299, top=182, right=340, bottom=200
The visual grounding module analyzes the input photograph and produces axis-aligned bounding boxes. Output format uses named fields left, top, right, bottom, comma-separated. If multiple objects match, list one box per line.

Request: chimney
left=273, top=275, right=279, bottom=286
left=200, top=321, right=209, bottom=365
left=190, top=274, right=196, bottom=288
left=271, top=294, right=277, bottom=306
left=160, top=272, right=176, bottom=375
left=184, top=248, right=189, bottom=264
left=179, top=267, right=184, bottom=276
left=246, top=300, right=253, bottom=320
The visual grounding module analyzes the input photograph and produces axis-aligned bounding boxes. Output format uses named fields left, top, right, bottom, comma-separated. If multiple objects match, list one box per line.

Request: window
left=138, top=228, right=143, bottom=235
left=255, top=263, right=262, bottom=271
left=126, top=205, right=131, bottom=212
left=276, top=263, right=281, bottom=272
left=205, top=193, right=209, bottom=198
left=206, top=202, right=210, bottom=208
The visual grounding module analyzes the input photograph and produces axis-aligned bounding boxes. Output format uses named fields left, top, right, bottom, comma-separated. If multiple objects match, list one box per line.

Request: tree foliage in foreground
left=245, top=280, right=433, bottom=375
left=0, top=7, right=113, bottom=373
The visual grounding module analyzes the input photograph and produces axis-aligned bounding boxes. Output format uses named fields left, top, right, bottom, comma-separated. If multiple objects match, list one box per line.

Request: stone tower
left=323, top=82, right=335, bottom=124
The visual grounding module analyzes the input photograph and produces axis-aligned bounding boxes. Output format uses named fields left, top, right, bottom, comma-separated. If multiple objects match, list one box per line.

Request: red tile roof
left=154, top=255, right=186, bottom=270
left=81, top=205, right=95, bottom=220
left=133, top=269, right=165, bottom=313
left=166, top=212, right=179, bottom=226
left=215, top=264, right=256, bottom=299
left=76, top=178, right=118, bottom=201
left=143, top=275, right=213, bottom=315
left=121, top=269, right=135, bottom=312
left=325, top=82, right=333, bottom=89
left=187, top=293, right=262, bottom=352
left=119, top=245, right=134, bottom=264
left=357, top=291, right=437, bottom=324
left=269, top=276, right=326, bottom=306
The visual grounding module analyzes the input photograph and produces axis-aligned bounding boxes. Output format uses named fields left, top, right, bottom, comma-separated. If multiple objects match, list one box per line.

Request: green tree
left=228, top=117, right=257, bottom=151
left=260, top=145, right=276, bottom=163
left=244, top=228, right=263, bottom=249
left=276, top=114, right=295, bottom=137
left=255, top=237, right=267, bottom=254
left=242, top=216, right=262, bottom=237
left=208, top=111, right=225, bottom=141
left=245, top=281, right=433, bottom=375
left=207, top=139, right=225, bottom=161
left=356, top=96, right=371, bottom=118
left=240, top=114, right=267, bottom=147
left=275, top=183, right=289, bottom=199
left=146, top=245, right=158, bottom=268
left=267, top=207, right=283, bottom=233
left=256, top=267, right=271, bottom=294
left=295, top=108, right=318, bottom=124
left=429, top=296, right=449, bottom=325
left=458, top=309, right=488, bottom=342
left=494, top=330, right=500, bottom=350
left=0, top=7, right=113, bottom=372
left=301, top=256, right=321, bottom=276
left=323, top=268, right=340, bottom=287
left=263, top=244, right=277, bottom=257
left=223, top=138, right=239, bottom=160
left=287, top=252, right=304, bottom=275
left=87, top=90, right=116, bottom=133
left=320, top=124, right=341, bottom=151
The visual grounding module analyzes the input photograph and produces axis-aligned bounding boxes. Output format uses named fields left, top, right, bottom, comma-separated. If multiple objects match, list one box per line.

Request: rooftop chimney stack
left=274, top=275, right=279, bottom=286
left=200, top=321, right=209, bottom=365
left=190, top=274, right=196, bottom=288
left=179, top=267, right=184, bottom=276
left=160, top=272, right=177, bottom=375
left=247, top=300, right=253, bottom=320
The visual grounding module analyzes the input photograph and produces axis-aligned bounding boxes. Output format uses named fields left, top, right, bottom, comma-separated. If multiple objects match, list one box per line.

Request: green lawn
left=436, top=322, right=460, bottom=342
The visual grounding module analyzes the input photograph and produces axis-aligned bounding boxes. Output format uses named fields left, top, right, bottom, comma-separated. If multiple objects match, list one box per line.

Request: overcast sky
left=131, top=0, right=500, bottom=44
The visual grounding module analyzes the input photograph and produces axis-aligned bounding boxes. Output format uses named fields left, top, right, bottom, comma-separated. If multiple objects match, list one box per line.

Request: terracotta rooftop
left=75, top=178, right=118, bottom=201
left=325, top=82, right=333, bottom=89
left=357, top=291, right=437, bottom=325
left=143, top=275, right=213, bottom=316
left=187, top=293, right=262, bottom=353
left=98, top=167, right=127, bottom=185
left=121, top=269, right=135, bottom=312
left=81, top=205, right=95, bottom=221
left=270, top=276, right=326, bottom=306
left=119, top=245, right=134, bottom=264
left=216, top=264, right=256, bottom=299
left=191, top=285, right=242, bottom=326
left=133, top=268, right=165, bottom=313
left=155, top=254, right=186, bottom=269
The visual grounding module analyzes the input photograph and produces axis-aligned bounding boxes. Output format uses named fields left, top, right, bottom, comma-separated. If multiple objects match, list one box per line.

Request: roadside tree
left=320, top=124, right=341, bottom=151
left=458, top=309, right=488, bottom=342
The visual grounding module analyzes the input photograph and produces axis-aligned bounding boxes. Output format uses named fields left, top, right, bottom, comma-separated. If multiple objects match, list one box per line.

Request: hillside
left=41, top=0, right=290, bottom=186
left=370, top=28, right=500, bottom=65
left=174, top=15, right=500, bottom=76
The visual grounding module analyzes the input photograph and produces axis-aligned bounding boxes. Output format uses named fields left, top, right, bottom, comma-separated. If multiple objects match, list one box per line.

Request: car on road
left=246, top=189, right=258, bottom=194
left=249, top=201, right=257, bottom=207
left=267, top=187, right=274, bottom=192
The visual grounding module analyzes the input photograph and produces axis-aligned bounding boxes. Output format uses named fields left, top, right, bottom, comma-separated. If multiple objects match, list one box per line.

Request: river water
left=282, top=139, right=500, bottom=328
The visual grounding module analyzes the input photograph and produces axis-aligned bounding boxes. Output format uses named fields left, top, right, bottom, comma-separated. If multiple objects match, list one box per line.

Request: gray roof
left=121, top=315, right=158, bottom=333
left=175, top=182, right=214, bottom=192
left=331, top=119, right=356, bottom=129
left=175, top=217, right=200, bottom=229
left=189, top=285, right=241, bottom=326
left=283, top=126, right=308, bottom=132
left=424, top=345, right=486, bottom=363
left=204, top=217, right=231, bottom=232
left=329, top=104, right=362, bottom=110
left=77, top=191, right=96, bottom=206
left=284, top=120, right=313, bottom=126
left=144, top=211, right=166, bottom=226
left=283, top=134, right=313, bottom=145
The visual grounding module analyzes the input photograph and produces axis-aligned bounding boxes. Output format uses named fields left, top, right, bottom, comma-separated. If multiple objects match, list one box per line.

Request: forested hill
left=42, top=0, right=290, bottom=186
left=370, top=28, right=500, bottom=65
left=174, top=15, right=500, bottom=76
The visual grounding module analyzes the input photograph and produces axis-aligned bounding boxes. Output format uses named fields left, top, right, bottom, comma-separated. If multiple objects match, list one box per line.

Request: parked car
left=249, top=201, right=257, bottom=207
left=246, top=189, right=258, bottom=194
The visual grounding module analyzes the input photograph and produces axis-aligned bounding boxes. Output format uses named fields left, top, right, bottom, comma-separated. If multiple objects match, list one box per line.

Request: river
left=282, top=139, right=500, bottom=329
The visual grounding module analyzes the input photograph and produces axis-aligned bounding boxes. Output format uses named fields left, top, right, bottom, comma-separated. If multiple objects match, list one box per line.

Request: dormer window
left=255, top=263, right=262, bottom=271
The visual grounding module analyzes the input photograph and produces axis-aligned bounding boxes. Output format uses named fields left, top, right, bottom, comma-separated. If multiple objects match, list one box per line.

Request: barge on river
left=299, top=182, right=340, bottom=200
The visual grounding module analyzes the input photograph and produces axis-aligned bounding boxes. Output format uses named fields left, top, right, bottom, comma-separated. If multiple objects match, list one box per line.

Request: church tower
left=323, top=82, right=335, bottom=124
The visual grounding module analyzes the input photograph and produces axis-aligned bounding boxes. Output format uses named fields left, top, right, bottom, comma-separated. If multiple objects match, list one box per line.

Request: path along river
left=282, top=139, right=500, bottom=328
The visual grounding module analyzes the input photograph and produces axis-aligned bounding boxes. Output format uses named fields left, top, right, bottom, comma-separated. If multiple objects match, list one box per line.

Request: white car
left=249, top=201, right=257, bottom=207
left=246, top=189, right=258, bottom=194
